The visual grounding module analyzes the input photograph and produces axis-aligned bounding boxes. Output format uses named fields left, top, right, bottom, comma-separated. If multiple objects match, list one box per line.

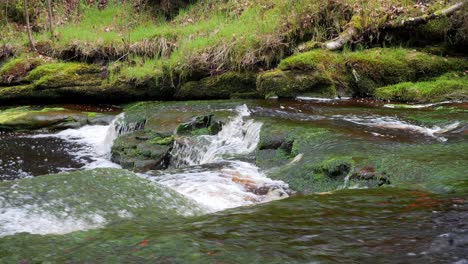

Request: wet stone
left=176, top=114, right=223, bottom=136
left=111, top=130, right=174, bottom=171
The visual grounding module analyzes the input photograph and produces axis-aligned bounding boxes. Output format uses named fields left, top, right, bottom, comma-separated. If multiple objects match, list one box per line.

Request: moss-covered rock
left=25, top=62, right=102, bottom=89
left=375, top=72, right=468, bottom=103
left=257, top=50, right=345, bottom=98
left=346, top=48, right=466, bottom=96
left=257, top=48, right=467, bottom=100
left=256, top=69, right=337, bottom=98
left=0, top=106, right=113, bottom=131
left=176, top=114, right=223, bottom=136
left=0, top=55, right=45, bottom=85
left=111, top=130, right=174, bottom=172
left=175, top=72, right=258, bottom=99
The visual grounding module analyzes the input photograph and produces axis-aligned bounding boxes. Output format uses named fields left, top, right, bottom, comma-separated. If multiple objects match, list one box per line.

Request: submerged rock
left=0, top=168, right=204, bottom=237
left=348, top=167, right=391, bottom=187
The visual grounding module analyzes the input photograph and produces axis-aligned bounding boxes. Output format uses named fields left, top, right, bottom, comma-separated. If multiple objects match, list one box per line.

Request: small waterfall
left=170, top=105, right=262, bottom=167
left=100, top=113, right=146, bottom=156
left=147, top=104, right=290, bottom=212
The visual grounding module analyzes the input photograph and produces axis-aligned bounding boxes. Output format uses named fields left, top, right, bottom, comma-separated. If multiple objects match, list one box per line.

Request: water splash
left=0, top=205, right=106, bottom=237
left=171, top=105, right=262, bottom=167
left=383, top=100, right=463, bottom=109
left=102, top=113, right=146, bottom=156
left=148, top=105, right=290, bottom=212
left=144, top=161, right=289, bottom=212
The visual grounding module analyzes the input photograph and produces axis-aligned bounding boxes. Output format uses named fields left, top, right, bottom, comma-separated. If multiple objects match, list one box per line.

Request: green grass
left=4, top=0, right=448, bottom=77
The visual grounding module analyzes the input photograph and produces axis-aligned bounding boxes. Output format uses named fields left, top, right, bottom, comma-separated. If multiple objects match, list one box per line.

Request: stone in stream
left=111, top=130, right=174, bottom=172
left=0, top=106, right=114, bottom=131
left=175, top=114, right=223, bottom=136
left=348, top=167, right=391, bottom=187
left=111, top=113, right=224, bottom=172
left=110, top=101, right=233, bottom=172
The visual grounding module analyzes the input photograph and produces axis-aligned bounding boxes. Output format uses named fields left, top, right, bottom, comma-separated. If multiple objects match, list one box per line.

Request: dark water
left=0, top=131, right=86, bottom=180
left=0, top=104, right=120, bottom=180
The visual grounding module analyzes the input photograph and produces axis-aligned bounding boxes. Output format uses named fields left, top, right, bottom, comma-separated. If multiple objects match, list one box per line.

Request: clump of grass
left=3, top=0, right=464, bottom=88
left=107, top=57, right=162, bottom=86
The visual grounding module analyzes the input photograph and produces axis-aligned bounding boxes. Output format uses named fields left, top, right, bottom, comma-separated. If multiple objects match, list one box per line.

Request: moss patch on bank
left=257, top=48, right=467, bottom=100
left=375, top=72, right=468, bottom=102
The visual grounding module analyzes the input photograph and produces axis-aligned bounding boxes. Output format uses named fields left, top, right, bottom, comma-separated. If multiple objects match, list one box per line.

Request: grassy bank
left=0, top=0, right=467, bottom=103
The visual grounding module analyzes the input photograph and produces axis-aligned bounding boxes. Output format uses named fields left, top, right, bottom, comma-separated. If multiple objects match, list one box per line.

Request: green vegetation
left=375, top=72, right=468, bottom=102
left=0, top=1, right=467, bottom=103
left=258, top=48, right=467, bottom=99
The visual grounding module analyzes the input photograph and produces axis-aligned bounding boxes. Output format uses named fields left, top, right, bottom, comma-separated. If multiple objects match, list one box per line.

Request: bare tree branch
left=24, top=0, right=37, bottom=52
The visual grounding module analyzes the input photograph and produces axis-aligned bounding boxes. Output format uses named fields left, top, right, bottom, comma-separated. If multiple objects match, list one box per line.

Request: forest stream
left=0, top=98, right=466, bottom=263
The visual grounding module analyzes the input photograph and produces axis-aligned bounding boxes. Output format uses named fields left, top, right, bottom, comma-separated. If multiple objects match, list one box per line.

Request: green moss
left=190, top=127, right=211, bottom=136
left=86, top=112, right=98, bottom=118
left=278, top=50, right=340, bottom=71
left=256, top=69, right=337, bottom=98
left=263, top=48, right=467, bottom=99
left=0, top=55, right=45, bottom=84
left=375, top=72, right=468, bottom=102
left=345, top=48, right=467, bottom=96
left=316, top=157, right=354, bottom=179
left=149, top=135, right=174, bottom=145
left=0, top=106, right=85, bottom=130
left=25, top=62, right=102, bottom=89
left=176, top=72, right=257, bottom=99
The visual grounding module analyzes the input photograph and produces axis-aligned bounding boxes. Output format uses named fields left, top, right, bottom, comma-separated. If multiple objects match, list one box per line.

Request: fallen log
left=323, top=1, right=467, bottom=51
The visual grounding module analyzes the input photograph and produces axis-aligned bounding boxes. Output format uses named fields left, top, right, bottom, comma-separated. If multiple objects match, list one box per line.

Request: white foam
left=28, top=118, right=124, bottom=169
left=171, top=105, right=262, bottom=166
left=336, top=114, right=460, bottom=141
left=0, top=206, right=105, bottom=237
left=52, top=125, right=121, bottom=169
left=154, top=105, right=290, bottom=212
left=296, top=96, right=351, bottom=102
left=145, top=161, right=289, bottom=212
left=383, top=100, right=462, bottom=109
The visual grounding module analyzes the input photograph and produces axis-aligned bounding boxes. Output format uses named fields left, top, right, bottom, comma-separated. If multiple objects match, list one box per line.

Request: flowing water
left=0, top=99, right=467, bottom=263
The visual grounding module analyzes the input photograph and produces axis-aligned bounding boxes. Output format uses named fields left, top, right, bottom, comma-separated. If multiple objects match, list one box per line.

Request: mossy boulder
left=25, top=62, right=102, bottom=89
left=111, top=131, right=174, bottom=172
left=0, top=106, right=113, bottom=131
left=175, top=72, right=258, bottom=99
left=345, top=48, right=466, bottom=96
left=375, top=72, right=468, bottom=103
left=257, top=48, right=467, bottom=100
left=0, top=55, right=45, bottom=85
left=256, top=69, right=337, bottom=98
left=176, top=114, right=223, bottom=136
left=257, top=50, right=346, bottom=98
